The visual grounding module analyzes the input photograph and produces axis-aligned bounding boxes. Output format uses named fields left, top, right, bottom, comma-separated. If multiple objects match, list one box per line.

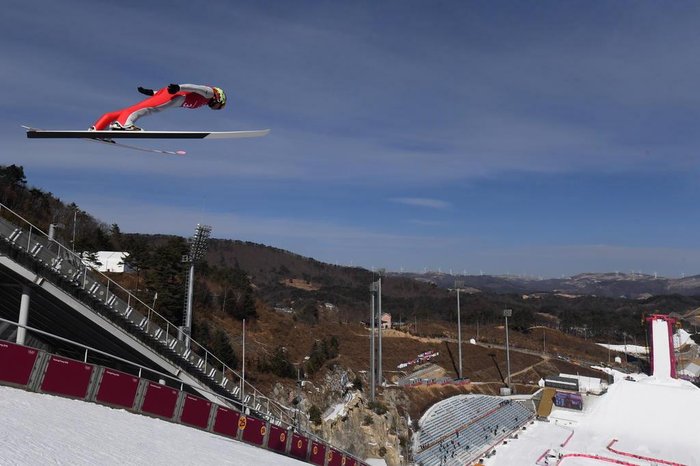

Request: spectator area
left=415, top=394, right=534, bottom=466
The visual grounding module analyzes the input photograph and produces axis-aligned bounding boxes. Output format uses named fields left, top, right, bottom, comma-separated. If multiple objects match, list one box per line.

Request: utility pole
left=377, top=274, right=383, bottom=387
left=369, top=273, right=384, bottom=395
left=455, top=280, right=463, bottom=379
left=295, top=365, right=302, bottom=427
left=241, top=318, right=246, bottom=411
left=369, top=285, right=376, bottom=402
left=543, top=328, right=546, bottom=355
left=71, top=209, right=77, bottom=251
left=503, top=309, right=512, bottom=390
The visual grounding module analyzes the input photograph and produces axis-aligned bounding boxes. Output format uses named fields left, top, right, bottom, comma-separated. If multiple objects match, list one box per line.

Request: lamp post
left=369, top=282, right=376, bottom=402
left=377, top=270, right=384, bottom=387
left=503, top=308, right=512, bottom=389
left=293, top=361, right=304, bottom=427
left=241, top=318, right=246, bottom=411
left=455, top=280, right=463, bottom=379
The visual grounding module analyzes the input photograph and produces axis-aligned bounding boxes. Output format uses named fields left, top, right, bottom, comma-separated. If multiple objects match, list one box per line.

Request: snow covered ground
left=482, top=325, right=700, bottom=465
left=323, top=393, right=358, bottom=423
left=365, top=459, right=388, bottom=466
left=482, top=376, right=700, bottom=466
left=597, top=328, right=697, bottom=358
left=674, top=329, right=697, bottom=348
left=596, top=342, right=648, bottom=356
left=0, top=385, right=305, bottom=465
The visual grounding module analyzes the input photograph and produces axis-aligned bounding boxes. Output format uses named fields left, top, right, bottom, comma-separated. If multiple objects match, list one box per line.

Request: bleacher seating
left=415, top=394, right=534, bottom=465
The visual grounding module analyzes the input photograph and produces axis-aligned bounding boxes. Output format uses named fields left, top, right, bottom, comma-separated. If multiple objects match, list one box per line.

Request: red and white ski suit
left=93, top=84, right=216, bottom=130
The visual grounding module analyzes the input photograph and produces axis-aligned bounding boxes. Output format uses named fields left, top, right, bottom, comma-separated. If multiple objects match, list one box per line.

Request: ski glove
left=138, top=87, right=155, bottom=96
left=167, top=84, right=181, bottom=94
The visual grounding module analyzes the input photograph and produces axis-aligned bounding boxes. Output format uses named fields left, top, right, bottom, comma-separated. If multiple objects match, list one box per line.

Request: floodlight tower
left=180, top=223, right=212, bottom=348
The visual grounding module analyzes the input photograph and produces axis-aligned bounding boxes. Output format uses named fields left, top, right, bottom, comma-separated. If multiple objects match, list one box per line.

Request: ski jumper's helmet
left=209, top=87, right=226, bottom=109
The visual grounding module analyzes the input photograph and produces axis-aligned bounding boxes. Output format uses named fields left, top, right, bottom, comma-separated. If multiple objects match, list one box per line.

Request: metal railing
left=0, top=203, right=295, bottom=427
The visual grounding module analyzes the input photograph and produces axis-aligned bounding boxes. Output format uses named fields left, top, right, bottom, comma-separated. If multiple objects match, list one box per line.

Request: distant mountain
left=204, top=238, right=700, bottom=301
left=389, top=271, right=700, bottom=298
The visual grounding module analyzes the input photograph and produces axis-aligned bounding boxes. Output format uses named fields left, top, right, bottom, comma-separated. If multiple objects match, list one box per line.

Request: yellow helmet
left=210, top=87, right=226, bottom=109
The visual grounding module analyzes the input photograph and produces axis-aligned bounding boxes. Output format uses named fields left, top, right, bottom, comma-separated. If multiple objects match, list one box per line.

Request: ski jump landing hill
left=415, top=313, right=700, bottom=465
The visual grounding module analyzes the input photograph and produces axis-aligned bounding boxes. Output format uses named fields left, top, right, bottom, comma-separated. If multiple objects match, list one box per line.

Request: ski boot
left=109, top=122, right=142, bottom=131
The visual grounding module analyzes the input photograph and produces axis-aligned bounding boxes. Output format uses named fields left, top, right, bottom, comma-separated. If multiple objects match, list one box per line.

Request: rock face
left=292, top=367, right=412, bottom=465
left=319, top=390, right=410, bottom=466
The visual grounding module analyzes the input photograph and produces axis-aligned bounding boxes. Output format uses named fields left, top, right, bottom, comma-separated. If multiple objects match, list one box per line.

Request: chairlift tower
left=180, top=224, right=211, bottom=348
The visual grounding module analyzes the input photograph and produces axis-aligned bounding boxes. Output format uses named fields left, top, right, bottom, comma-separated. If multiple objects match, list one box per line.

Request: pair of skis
left=24, top=126, right=270, bottom=155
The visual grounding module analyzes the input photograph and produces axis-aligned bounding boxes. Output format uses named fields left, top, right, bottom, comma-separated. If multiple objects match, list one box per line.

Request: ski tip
left=175, top=150, right=187, bottom=156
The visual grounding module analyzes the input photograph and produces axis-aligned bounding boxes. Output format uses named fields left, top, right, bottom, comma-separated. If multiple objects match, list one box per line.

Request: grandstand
left=0, top=203, right=366, bottom=466
left=414, top=394, right=535, bottom=465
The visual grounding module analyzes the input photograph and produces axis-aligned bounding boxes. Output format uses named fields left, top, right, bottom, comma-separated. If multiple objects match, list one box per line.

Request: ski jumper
left=93, top=84, right=216, bottom=130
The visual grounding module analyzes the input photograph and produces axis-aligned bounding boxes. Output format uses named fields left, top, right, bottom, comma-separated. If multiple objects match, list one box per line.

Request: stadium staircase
left=536, top=387, right=556, bottom=418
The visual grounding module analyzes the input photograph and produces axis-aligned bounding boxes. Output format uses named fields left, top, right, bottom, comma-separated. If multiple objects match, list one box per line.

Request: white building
left=559, top=373, right=608, bottom=395
left=83, top=251, right=132, bottom=273
left=381, top=312, right=391, bottom=329
left=679, top=361, right=700, bottom=381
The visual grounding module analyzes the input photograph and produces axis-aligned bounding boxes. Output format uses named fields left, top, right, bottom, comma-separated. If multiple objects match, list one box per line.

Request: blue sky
left=3, top=0, right=700, bottom=277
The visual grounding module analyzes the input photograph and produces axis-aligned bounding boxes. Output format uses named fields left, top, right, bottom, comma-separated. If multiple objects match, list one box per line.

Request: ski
left=86, top=137, right=186, bottom=156
left=25, top=127, right=270, bottom=139
left=22, top=126, right=186, bottom=155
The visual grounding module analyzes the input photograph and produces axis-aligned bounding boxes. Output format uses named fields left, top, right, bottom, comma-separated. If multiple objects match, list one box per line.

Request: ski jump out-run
left=24, top=83, right=269, bottom=155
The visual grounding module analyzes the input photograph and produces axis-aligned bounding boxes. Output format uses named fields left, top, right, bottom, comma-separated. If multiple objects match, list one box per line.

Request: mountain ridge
left=390, top=270, right=700, bottom=298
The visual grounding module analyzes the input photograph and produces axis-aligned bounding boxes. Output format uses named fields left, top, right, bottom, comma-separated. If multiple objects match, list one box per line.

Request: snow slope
left=483, top=324, right=700, bottom=465
left=0, top=385, right=305, bottom=465
left=485, top=377, right=700, bottom=465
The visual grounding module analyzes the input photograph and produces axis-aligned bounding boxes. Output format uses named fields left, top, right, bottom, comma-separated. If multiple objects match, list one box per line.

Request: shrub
left=368, top=401, right=388, bottom=415
left=309, top=405, right=322, bottom=425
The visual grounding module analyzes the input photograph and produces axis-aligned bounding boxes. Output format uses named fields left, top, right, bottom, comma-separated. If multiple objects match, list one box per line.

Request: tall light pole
left=369, top=282, right=377, bottom=402
left=455, top=280, right=463, bottom=379
left=180, top=223, right=211, bottom=348
left=503, top=308, right=512, bottom=390
left=241, top=318, right=246, bottom=410
left=377, top=273, right=383, bottom=387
